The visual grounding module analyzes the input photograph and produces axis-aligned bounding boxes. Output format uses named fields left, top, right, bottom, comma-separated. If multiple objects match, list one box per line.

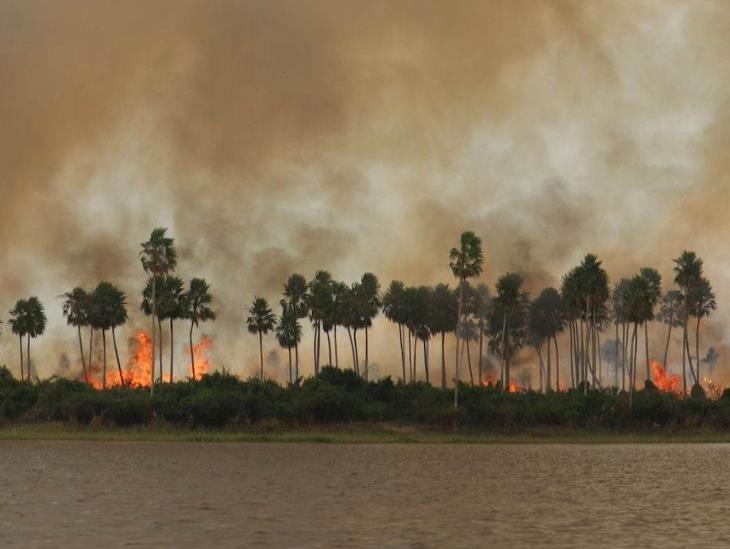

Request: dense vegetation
left=1, top=365, right=728, bottom=431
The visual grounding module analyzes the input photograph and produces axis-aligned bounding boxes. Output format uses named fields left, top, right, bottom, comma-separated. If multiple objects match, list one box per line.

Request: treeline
left=2, top=229, right=719, bottom=407
left=0, top=366, right=729, bottom=430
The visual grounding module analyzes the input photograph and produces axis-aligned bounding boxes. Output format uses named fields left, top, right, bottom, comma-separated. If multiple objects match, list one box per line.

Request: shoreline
left=3, top=423, right=730, bottom=444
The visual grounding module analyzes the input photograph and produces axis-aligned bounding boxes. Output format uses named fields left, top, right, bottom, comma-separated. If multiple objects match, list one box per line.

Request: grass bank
left=4, top=422, right=730, bottom=444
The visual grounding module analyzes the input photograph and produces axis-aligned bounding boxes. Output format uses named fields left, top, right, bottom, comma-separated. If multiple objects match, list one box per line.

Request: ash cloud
left=1, top=1, right=729, bottom=381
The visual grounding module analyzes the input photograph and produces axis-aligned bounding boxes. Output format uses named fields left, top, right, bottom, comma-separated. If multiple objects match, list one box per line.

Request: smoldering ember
left=5, top=2, right=730, bottom=548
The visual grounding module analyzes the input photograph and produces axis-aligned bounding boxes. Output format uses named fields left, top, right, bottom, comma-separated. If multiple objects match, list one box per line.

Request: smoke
left=1, top=1, right=729, bottom=382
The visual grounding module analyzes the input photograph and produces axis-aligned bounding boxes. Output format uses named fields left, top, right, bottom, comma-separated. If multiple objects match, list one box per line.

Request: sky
left=1, top=0, right=729, bottom=384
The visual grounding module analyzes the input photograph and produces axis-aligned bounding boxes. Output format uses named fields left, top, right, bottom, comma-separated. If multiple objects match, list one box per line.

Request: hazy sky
left=1, top=0, right=729, bottom=382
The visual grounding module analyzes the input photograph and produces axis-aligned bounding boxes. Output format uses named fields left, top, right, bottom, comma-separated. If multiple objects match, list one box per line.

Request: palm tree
left=92, top=282, right=128, bottom=388
left=61, top=287, right=91, bottom=385
left=308, top=271, right=333, bottom=375
left=140, top=228, right=177, bottom=394
left=382, top=281, right=409, bottom=383
left=449, top=231, right=483, bottom=407
left=530, top=288, right=564, bottom=392
left=673, top=251, right=703, bottom=393
left=181, top=278, right=216, bottom=380
left=490, top=274, right=529, bottom=391
left=24, top=297, right=46, bottom=379
left=658, top=290, right=683, bottom=370
left=473, top=284, right=491, bottom=387
left=428, top=283, right=458, bottom=389
left=560, top=269, right=582, bottom=389
left=612, top=279, right=630, bottom=391
left=624, top=274, right=653, bottom=403
left=575, top=254, right=609, bottom=394
left=8, top=299, right=28, bottom=380
left=281, top=274, right=309, bottom=376
left=689, top=277, right=716, bottom=383
left=359, top=273, right=380, bottom=380
left=246, top=297, right=276, bottom=380
left=330, top=281, right=349, bottom=372
left=277, top=306, right=302, bottom=384
left=639, top=267, right=662, bottom=381
left=157, top=275, right=184, bottom=382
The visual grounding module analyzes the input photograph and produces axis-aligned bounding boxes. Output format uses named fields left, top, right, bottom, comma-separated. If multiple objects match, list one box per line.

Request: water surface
left=1, top=441, right=728, bottom=547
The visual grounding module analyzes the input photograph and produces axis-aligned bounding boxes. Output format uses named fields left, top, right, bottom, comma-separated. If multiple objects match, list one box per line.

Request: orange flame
left=123, top=331, right=153, bottom=387
left=651, top=361, right=681, bottom=394
left=188, top=335, right=213, bottom=380
left=480, top=373, right=523, bottom=393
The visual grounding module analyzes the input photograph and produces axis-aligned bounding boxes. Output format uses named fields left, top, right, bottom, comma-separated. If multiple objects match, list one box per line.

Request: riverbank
left=4, top=422, right=730, bottom=444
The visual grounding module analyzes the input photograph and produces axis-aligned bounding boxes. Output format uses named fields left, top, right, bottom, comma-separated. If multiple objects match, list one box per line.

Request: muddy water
left=1, top=442, right=729, bottom=547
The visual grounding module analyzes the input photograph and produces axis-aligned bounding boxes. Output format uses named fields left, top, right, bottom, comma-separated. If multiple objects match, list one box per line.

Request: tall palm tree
left=428, top=283, right=458, bottom=389
left=473, top=284, right=491, bottom=387
left=449, top=231, right=483, bottom=407
left=140, top=228, right=177, bottom=394
left=61, top=287, right=91, bottom=385
left=560, top=269, right=582, bottom=389
left=359, top=273, right=380, bottom=380
left=689, top=277, right=716, bottom=383
left=308, top=271, right=333, bottom=375
left=8, top=299, right=28, bottom=381
left=276, top=306, right=302, bottom=384
left=246, top=297, right=276, bottom=380
left=639, top=267, right=662, bottom=381
left=530, top=288, right=564, bottom=392
left=612, top=279, right=630, bottom=391
left=181, top=278, right=216, bottom=380
left=575, top=254, right=609, bottom=394
left=24, top=297, right=46, bottom=379
left=382, top=281, right=409, bottom=383
left=658, top=290, right=683, bottom=370
left=673, top=251, right=703, bottom=393
left=490, top=273, right=529, bottom=391
left=91, top=282, right=128, bottom=388
left=281, top=274, right=309, bottom=376
left=157, top=275, right=184, bottom=383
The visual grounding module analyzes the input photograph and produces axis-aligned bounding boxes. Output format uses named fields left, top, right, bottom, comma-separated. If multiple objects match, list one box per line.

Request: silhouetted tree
left=428, top=283, right=458, bottom=388
left=281, top=274, right=309, bottom=377
left=530, top=287, right=564, bottom=392
left=449, top=231, right=483, bottom=407
left=181, top=278, right=216, bottom=381
left=382, top=280, right=409, bottom=383
left=246, top=297, right=276, bottom=380
left=689, top=276, right=716, bottom=382
left=61, top=287, right=91, bottom=385
left=673, top=251, right=703, bottom=392
left=658, top=290, right=683, bottom=370
left=140, top=228, right=177, bottom=394
left=92, top=282, right=128, bottom=388
left=8, top=299, right=29, bottom=380
left=276, top=306, right=302, bottom=384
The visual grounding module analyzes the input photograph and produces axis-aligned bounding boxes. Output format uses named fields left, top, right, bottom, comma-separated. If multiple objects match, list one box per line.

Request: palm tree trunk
left=615, top=323, right=620, bottom=389
left=158, top=318, right=163, bottom=383
left=408, top=328, right=414, bottom=383
left=478, top=329, right=484, bottom=385
left=597, top=330, right=602, bottom=387
left=18, top=334, right=24, bottom=382
left=501, top=312, right=507, bottom=391
left=466, top=339, right=474, bottom=386
left=422, top=338, right=429, bottom=384
left=622, top=323, right=628, bottom=392
left=27, top=335, right=31, bottom=380
left=112, top=326, right=124, bottom=387
left=554, top=334, right=560, bottom=392
left=88, top=328, right=94, bottom=381
left=580, top=320, right=586, bottom=394
left=102, top=329, right=107, bottom=390
left=663, top=321, right=672, bottom=370
left=441, top=331, right=446, bottom=389
left=454, top=280, right=464, bottom=407
left=347, top=326, right=356, bottom=372
left=295, top=344, right=299, bottom=380
left=696, top=317, right=701, bottom=383
left=537, top=345, right=544, bottom=393
left=288, top=347, right=293, bottom=384
left=644, top=322, right=650, bottom=383
left=189, top=321, right=196, bottom=381
left=169, top=318, right=174, bottom=383
left=412, top=331, right=417, bottom=381
left=353, top=328, right=360, bottom=376
left=685, top=330, right=697, bottom=385
left=78, top=326, right=89, bottom=385
left=334, top=325, right=339, bottom=369
left=399, top=324, right=407, bottom=384
left=568, top=323, right=574, bottom=389
left=151, top=276, right=156, bottom=394
left=326, top=330, right=332, bottom=367
left=258, top=330, right=264, bottom=381
left=364, top=326, right=369, bottom=380
left=629, top=324, right=636, bottom=407
left=682, top=323, right=687, bottom=393
left=546, top=336, right=552, bottom=392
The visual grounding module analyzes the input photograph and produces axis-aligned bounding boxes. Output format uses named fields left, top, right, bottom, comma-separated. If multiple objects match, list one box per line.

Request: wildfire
left=480, top=374, right=523, bottom=393
left=188, top=335, right=213, bottom=380
left=704, top=377, right=723, bottom=400
left=650, top=361, right=681, bottom=394
left=123, top=331, right=154, bottom=387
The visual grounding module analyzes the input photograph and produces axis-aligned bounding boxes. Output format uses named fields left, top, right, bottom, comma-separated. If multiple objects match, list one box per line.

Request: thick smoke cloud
left=1, top=1, right=728, bottom=381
